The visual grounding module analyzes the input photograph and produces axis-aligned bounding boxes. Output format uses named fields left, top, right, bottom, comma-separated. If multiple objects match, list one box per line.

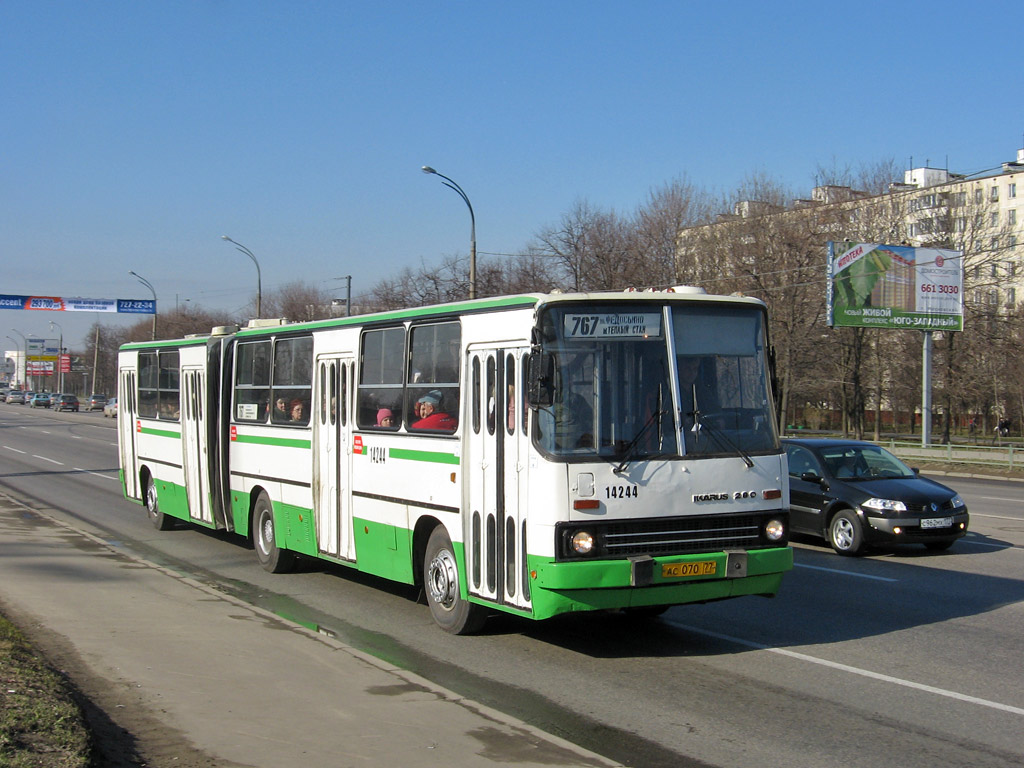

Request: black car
left=54, top=394, right=80, bottom=412
left=783, top=438, right=968, bottom=555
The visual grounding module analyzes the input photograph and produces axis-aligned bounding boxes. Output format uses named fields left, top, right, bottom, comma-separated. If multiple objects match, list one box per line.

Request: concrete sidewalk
left=0, top=491, right=619, bottom=768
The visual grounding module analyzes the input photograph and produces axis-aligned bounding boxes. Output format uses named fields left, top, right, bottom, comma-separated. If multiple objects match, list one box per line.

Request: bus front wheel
left=423, top=526, right=486, bottom=635
left=145, top=475, right=174, bottom=531
left=253, top=493, right=296, bottom=574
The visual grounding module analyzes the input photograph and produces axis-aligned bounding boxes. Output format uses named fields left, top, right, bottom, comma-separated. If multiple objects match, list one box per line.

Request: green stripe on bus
left=233, top=433, right=312, bottom=449
left=140, top=427, right=181, bottom=439
left=388, top=447, right=460, bottom=465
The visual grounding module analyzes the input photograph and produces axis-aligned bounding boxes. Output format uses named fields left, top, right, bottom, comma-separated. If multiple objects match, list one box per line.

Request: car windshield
left=533, top=302, right=779, bottom=460
left=820, top=445, right=915, bottom=480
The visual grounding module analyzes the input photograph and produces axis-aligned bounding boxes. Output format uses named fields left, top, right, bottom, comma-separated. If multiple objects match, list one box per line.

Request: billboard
left=827, top=242, right=963, bottom=331
left=0, top=294, right=155, bottom=314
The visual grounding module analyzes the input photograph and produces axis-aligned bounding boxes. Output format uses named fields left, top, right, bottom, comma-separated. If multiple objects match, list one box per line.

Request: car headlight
left=862, top=497, right=907, bottom=512
left=949, top=493, right=965, bottom=509
left=571, top=530, right=595, bottom=555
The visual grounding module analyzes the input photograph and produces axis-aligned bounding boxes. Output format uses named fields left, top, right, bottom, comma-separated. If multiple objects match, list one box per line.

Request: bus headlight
left=571, top=530, right=596, bottom=555
left=764, top=518, right=785, bottom=542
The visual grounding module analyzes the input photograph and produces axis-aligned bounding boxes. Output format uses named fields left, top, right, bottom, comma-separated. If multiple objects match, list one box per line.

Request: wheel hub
left=427, top=550, right=458, bottom=610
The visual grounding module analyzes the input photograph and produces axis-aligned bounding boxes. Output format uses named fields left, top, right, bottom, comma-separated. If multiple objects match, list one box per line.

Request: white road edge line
left=971, top=512, right=1024, bottom=521
left=667, top=621, right=1024, bottom=717
left=794, top=563, right=896, bottom=582
left=72, top=468, right=118, bottom=481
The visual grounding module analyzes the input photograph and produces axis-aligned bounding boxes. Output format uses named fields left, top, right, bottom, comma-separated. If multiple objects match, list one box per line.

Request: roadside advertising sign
left=827, top=242, right=963, bottom=331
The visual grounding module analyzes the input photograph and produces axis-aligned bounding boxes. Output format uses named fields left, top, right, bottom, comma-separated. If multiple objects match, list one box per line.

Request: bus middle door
left=314, top=355, right=355, bottom=561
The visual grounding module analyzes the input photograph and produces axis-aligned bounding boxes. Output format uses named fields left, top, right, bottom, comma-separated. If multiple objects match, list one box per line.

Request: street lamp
left=10, top=329, right=28, bottom=389
left=221, top=236, right=262, bottom=318
left=5, top=335, right=21, bottom=388
left=49, top=320, right=64, bottom=394
left=421, top=166, right=477, bottom=300
left=129, top=270, right=157, bottom=340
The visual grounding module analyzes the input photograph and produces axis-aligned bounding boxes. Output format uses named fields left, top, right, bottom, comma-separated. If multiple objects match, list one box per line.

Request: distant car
left=54, top=394, right=79, bottom=412
left=87, top=394, right=107, bottom=411
left=103, top=397, right=118, bottom=418
left=6, top=391, right=25, bottom=404
left=783, top=438, right=969, bottom=555
left=23, top=391, right=35, bottom=404
left=48, top=392, right=62, bottom=406
left=30, top=392, right=52, bottom=408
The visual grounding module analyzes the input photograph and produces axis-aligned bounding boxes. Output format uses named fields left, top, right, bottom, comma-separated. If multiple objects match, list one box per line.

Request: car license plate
left=920, top=516, right=953, bottom=529
left=662, top=561, right=717, bottom=578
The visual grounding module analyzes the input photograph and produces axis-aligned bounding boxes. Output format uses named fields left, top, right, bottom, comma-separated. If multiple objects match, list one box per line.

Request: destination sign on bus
left=563, top=312, right=661, bottom=339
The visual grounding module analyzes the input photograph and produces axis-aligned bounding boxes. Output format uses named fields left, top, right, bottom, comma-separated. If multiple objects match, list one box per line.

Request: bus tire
left=145, top=475, right=174, bottom=531
left=423, top=526, right=487, bottom=635
left=253, top=493, right=296, bottom=574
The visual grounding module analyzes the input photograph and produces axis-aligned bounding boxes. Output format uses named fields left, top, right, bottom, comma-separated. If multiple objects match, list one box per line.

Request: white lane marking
left=73, top=468, right=118, bottom=482
left=666, top=621, right=1024, bottom=717
left=794, top=563, right=897, bottom=582
left=971, top=512, right=1024, bottom=521
left=3, top=446, right=27, bottom=454
left=977, top=497, right=1021, bottom=503
left=32, top=455, right=64, bottom=465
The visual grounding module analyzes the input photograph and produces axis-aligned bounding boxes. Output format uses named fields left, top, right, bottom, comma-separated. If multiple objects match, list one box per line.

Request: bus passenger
left=289, top=399, right=308, bottom=423
left=376, top=408, right=395, bottom=427
left=411, top=390, right=456, bottom=431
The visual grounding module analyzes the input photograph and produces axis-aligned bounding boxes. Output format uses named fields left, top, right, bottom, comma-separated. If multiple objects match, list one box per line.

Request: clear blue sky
left=3, top=0, right=1022, bottom=349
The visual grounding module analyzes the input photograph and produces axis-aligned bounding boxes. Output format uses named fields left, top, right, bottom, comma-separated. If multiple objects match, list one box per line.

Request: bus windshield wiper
left=613, top=409, right=668, bottom=474
left=689, top=383, right=754, bottom=468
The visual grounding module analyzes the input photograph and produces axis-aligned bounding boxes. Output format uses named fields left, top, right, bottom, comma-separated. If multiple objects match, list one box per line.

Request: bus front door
left=118, top=367, right=139, bottom=501
left=180, top=366, right=214, bottom=525
left=466, top=346, right=531, bottom=613
left=314, top=355, right=355, bottom=561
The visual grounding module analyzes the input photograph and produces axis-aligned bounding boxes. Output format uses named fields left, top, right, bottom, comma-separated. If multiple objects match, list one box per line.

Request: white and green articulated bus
left=116, top=289, right=793, bottom=633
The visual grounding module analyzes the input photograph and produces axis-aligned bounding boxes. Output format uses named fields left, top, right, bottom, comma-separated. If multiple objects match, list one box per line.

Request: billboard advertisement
left=827, top=242, right=963, bottom=331
left=0, top=294, right=155, bottom=314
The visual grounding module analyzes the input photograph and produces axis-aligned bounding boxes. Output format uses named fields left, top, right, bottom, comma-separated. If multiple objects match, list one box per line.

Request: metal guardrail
left=884, top=439, right=1019, bottom=471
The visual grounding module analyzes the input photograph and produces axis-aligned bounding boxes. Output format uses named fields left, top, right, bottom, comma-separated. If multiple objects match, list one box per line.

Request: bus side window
left=408, top=321, right=460, bottom=434
left=234, top=340, right=271, bottom=422
left=357, top=326, right=405, bottom=429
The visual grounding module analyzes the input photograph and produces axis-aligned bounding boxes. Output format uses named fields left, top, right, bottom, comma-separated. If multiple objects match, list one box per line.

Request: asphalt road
left=1, top=404, right=1022, bottom=768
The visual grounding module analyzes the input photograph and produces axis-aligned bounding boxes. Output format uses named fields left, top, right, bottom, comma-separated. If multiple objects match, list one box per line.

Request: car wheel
left=423, top=525, right=487, bottom=634
left=828, top=509, right=864, bottom=556
left=252, top=492, right=296, bottom=573
left=145, top=475, right=175, bottom=531
left=925, top=540, right=955, bottom=552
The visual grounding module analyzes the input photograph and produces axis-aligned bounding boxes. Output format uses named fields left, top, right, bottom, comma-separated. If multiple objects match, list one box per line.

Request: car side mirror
left=800, top=471, right=825, bottom=485
left=911, top=467, right=920, bottom=475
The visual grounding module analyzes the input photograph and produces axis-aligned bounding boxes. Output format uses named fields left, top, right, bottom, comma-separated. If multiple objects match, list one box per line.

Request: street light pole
left=10, top=329, right=28, bottom=389
left=5, top=335, right=22, bottom=388
left=49, top=320, right=64, bottom=394
left=221, top=236, right=262, bottom=318
left=421, top=166, right=477, bottom=300
left=129, top=270, right=158, bottom=340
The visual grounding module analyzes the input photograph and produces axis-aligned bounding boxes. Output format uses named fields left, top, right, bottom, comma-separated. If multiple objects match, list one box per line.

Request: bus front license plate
left=662, top=561, right=717, bottom=578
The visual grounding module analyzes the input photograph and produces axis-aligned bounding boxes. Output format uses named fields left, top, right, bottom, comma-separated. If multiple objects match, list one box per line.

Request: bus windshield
left=534, top=302, right=779, bottom=460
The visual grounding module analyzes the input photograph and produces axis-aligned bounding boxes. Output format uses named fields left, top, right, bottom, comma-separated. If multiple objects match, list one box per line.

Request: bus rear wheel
left=423, top=526, right=486, bottom=635
left=253, top=493, right=296, bottom=574
left=145, top=475, right=174, bottom=531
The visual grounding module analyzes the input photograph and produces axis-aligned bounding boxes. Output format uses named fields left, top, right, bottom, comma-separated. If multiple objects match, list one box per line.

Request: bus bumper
left=526, top=547, right=793, bottom=618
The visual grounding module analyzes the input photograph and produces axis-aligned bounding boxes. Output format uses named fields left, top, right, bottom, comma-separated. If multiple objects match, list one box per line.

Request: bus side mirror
left=527, top=352, right=554, bottom=408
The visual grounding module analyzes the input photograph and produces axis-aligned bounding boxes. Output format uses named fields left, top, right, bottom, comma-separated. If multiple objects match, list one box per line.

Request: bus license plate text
left=662, top=561, right=717, bottom=578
